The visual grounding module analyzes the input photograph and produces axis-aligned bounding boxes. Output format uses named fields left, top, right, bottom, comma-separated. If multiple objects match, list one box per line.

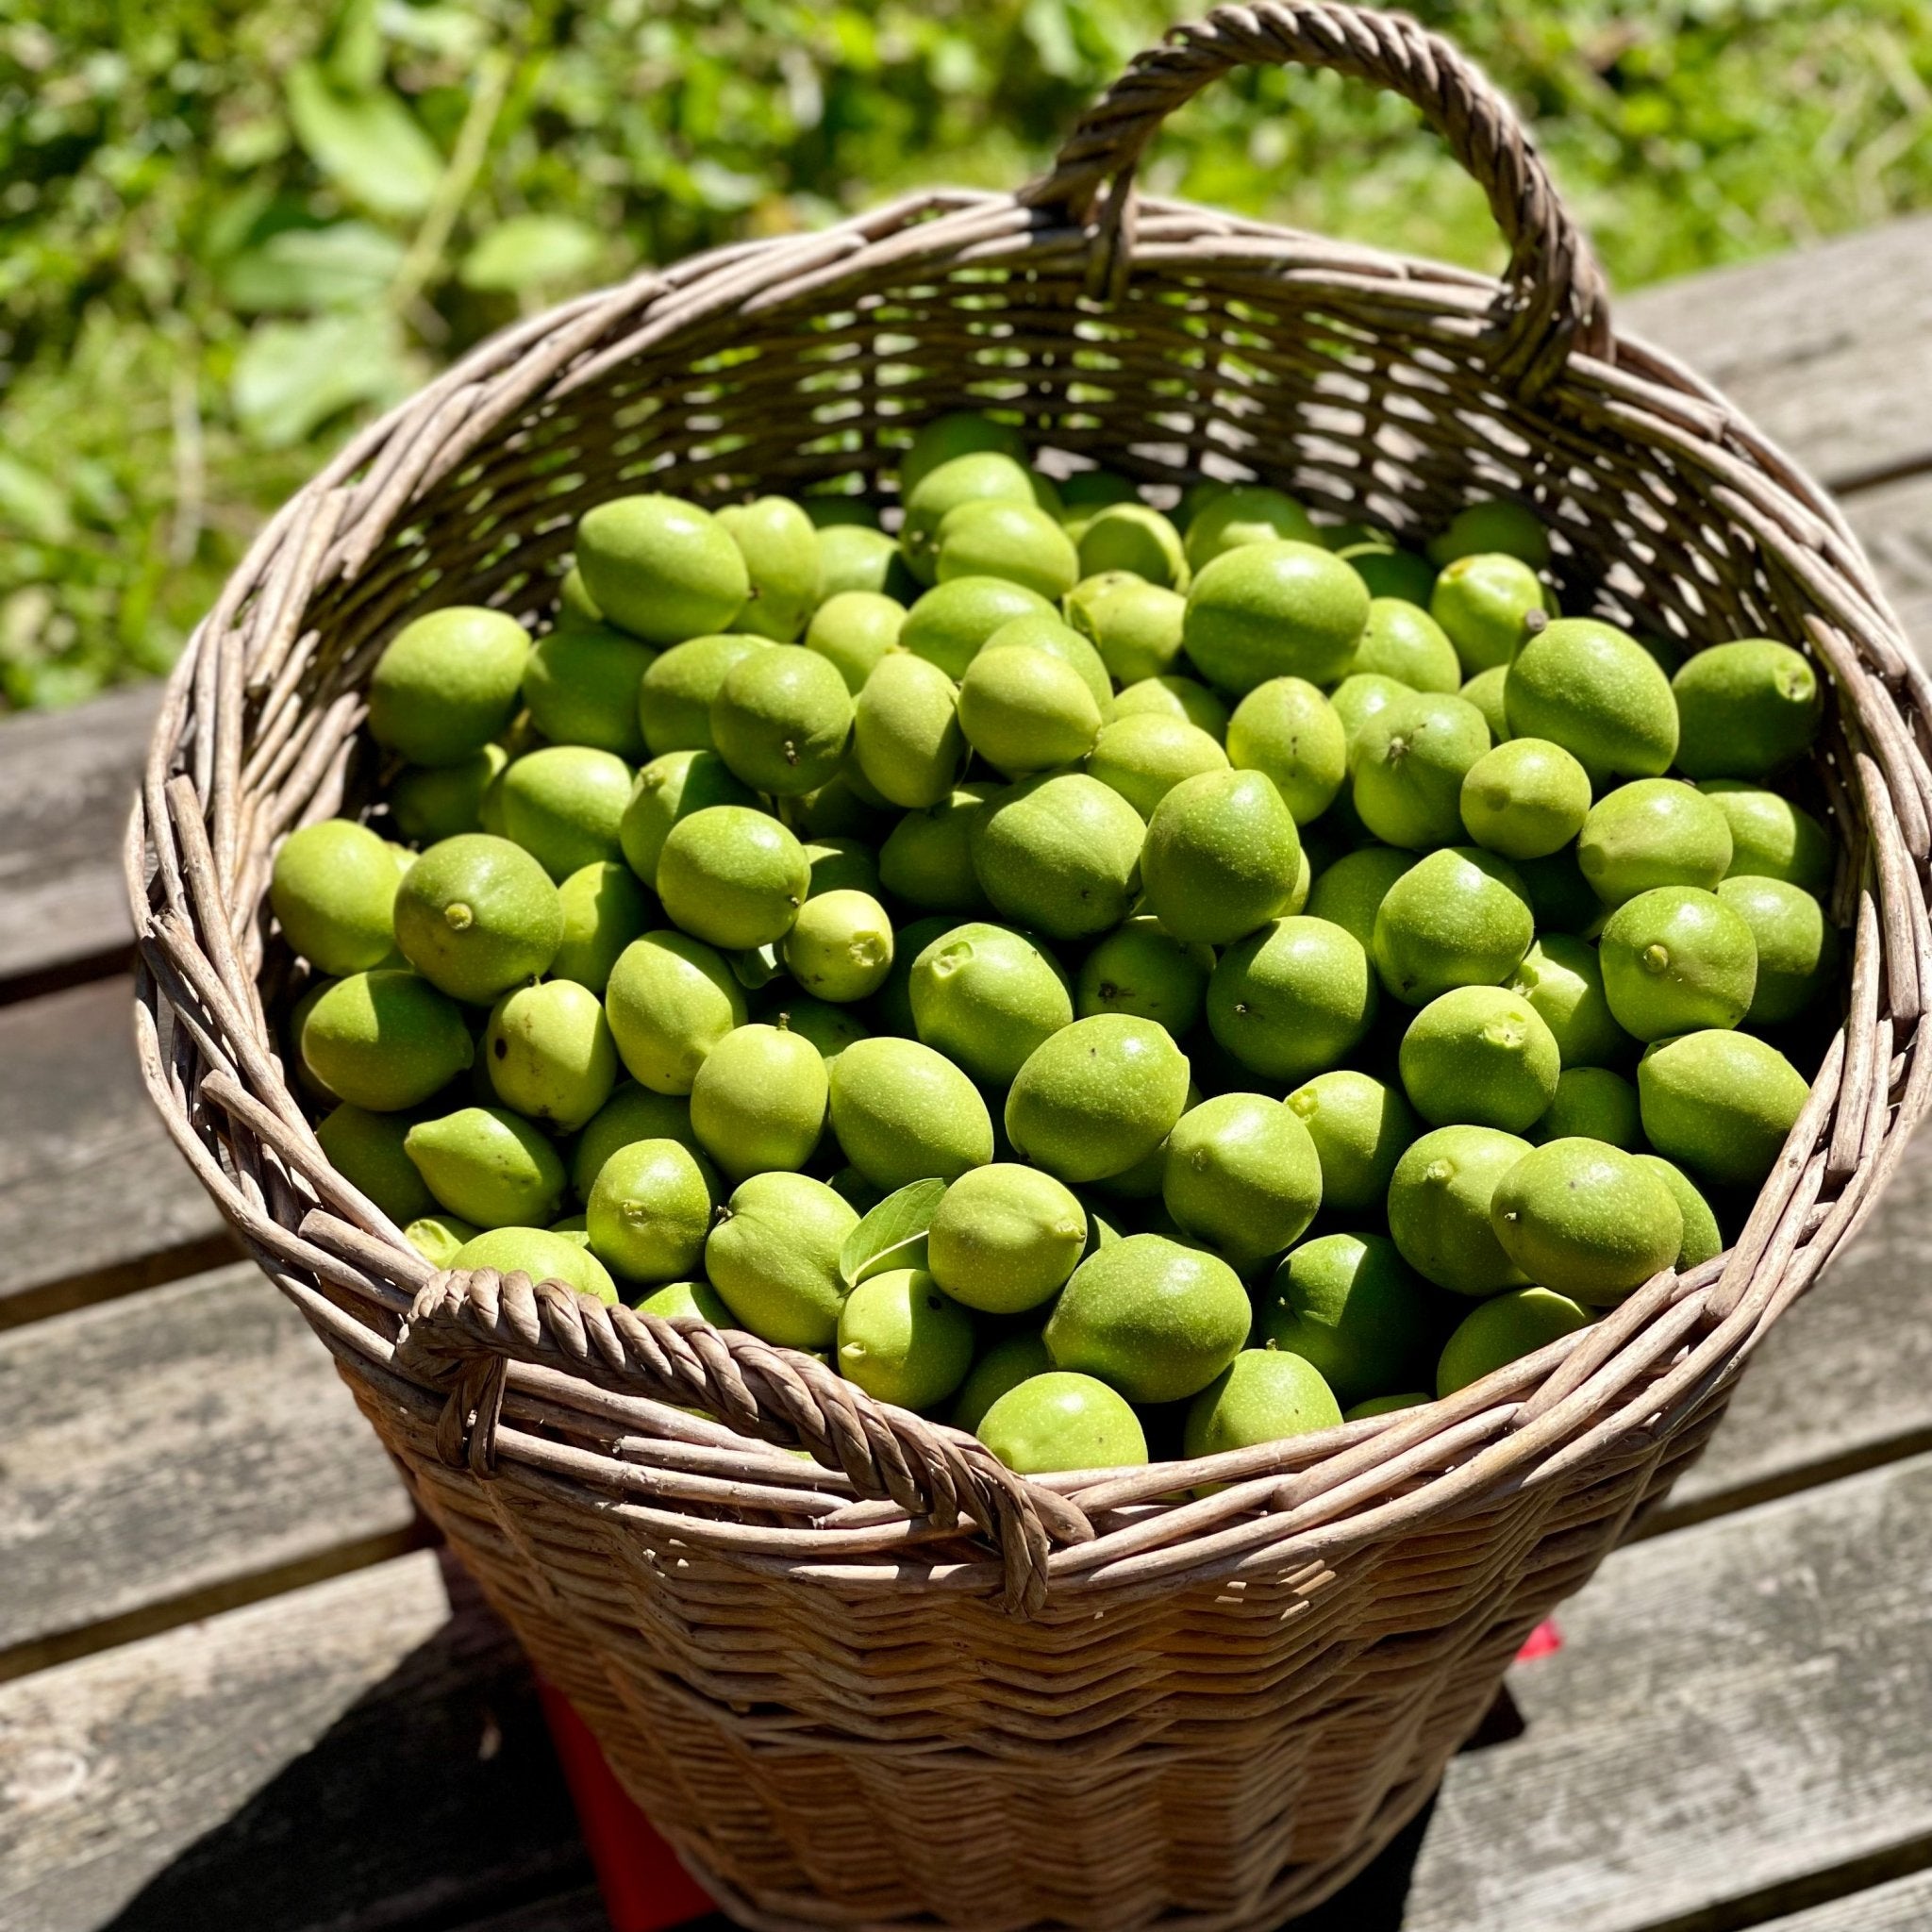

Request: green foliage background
left=5, top=0, right=1930, bottom=708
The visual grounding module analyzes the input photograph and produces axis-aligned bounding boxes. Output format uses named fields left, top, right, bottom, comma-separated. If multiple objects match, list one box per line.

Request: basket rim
left=126, top=141, right=1932, bottom=1615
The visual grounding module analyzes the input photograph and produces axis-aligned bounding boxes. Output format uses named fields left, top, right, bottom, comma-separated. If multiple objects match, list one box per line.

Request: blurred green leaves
left=284, top=62, right=442, bottom=216
left=2, top=0, right=1931, bottom=708
left=460, top=215, right=603, bottom=292
left=231, top=311, right=418, bottom=446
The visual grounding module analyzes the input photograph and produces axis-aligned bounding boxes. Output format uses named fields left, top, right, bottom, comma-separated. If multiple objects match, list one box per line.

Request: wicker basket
left=131, top=6, right=1932, bottom=1926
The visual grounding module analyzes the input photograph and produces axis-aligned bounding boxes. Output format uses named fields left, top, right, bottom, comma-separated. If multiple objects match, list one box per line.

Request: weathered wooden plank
left=1620, top=213, right=1932, bottom=492
left=1406, top=1451, right=1932, bottom=1932
left=0, top=976, right=235, bottom=1324
left=0, top=1262, right=414, bottom=1669
left=1659, top=1117, right=1932, bottom=1522
left=1845, top=471, right=1932, bottom=652
left=1755, top=1871, right=1932, bottom=1932
left=0, top=682, right=157, bottom=999
left=0, top=1552, right=589, bottom=1932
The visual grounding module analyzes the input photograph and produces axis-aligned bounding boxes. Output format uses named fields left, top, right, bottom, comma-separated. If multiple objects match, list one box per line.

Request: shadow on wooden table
left=92, top=1554, right=590, bottom=1932
left=84, top=1541, right=1522, bottom=1932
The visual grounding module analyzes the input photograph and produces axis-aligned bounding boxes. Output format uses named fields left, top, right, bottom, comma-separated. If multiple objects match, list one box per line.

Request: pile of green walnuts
left=275, top=412, right=1838, bottom=1476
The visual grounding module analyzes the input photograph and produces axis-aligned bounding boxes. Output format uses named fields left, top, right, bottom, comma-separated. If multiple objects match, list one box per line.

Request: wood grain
left=1843, top=471, right=1932, bottom=653
left=1660, top=1116, right=1932, bottom=1522
left=1406, top=1451, right=1932, bottom=1932
left=0, top=1552, right=589, bottom=1932
left=0, top=977, right=234, bottom=1325
left=1620, top=213, right=1932, bottom=493
left=1754, top=1871, right=1932, bottom=1932
left=0, top=1262, right=413, bottom=1665
left=0, top=683, right=158, bottom=999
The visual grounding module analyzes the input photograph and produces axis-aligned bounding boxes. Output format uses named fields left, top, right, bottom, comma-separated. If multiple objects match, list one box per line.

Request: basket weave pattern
left=130, top=7, right=1932, bottom=1926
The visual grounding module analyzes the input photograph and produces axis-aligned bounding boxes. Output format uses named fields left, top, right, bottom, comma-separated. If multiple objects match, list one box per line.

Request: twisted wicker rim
left=127, top=2, right=1932, bottom=1615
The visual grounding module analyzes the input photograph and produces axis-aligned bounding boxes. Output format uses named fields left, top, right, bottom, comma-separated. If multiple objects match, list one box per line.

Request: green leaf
left=224, top=223, right=406, bottom=312
left=0, top=455, right=73, bottom=543
left=285, top=63, right=441, bottom=217
left=839, top=1178, right=948, bottom=1290
left=460, top=215, right=603, bottom=292
left=230, top=311, right=414, bottom=449
left=727, top=942, right=782, bottom=991
left=325, top=0, right=385, bottom=92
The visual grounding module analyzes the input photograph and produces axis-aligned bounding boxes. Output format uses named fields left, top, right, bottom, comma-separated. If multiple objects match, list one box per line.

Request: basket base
left=666, top=1757, right=1445, bottom=1932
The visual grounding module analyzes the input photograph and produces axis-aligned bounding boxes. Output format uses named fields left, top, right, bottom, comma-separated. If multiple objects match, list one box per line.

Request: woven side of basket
left=130, top=6, right=1932, bottom=1927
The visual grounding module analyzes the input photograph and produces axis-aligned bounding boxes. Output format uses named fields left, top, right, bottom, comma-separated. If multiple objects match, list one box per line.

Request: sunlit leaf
left=224, top=222, right=406, bottom=311
left=459, top=214, right=602, bottom=291
left=285, top=63, right=442, bottom=217
left=0, top=455, right=73, bottom=543
left=839, top=1178, right=949, bottom=1290
left=230, top=310, right=415, bottom=448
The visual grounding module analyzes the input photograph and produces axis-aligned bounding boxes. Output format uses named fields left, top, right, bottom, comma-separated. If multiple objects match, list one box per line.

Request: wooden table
left=5, top=217, right=1932, bottom=1932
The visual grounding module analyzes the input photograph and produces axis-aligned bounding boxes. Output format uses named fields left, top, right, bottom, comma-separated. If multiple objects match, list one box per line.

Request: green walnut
left=636, top=634, right=770, bottom=756
left=617, top=749, right=757, bottom=888
left=1182, top=540, right=1370, bottom=693
left=655, top=805, right=809, bottom=950
left=1283, top=1071, right=1420, bottom=1216
left=837, top=1268, right=976, bottom=1409
left=586, top=1136, right=719, bottom=1284
left=1224, top=677, right=1348, bottom=824
left=1258, top=1232, right=1437, bottom=1409
left=451, top=1226, right=616, bottom=1304
left=1387, top=1124, right=1534, bottom=1297
left=1399, top=985, right=1561, bottom=1134
left=499, top=745, right=634, bottom=881
left=550, top=861, right=652, bottom=996
left=1006, top=1015, right=1191, bottom=1185
left=968, top=773, right=1145, bottom=941
left=689, top=1021, right=828, bottom=1179
left=1491, top=1137, right=1684, bottom=1305
left=709, top=644, right=853, bottom=796
left=1598, top=887, right=1758, bottom=1041
left=706, top=1171, right=857, bottom=1348
left=1352, top=691, right=1492, bottom=851
left=826, top=1037, right=993, bottom=1191
left=1183, top=1350, right=1342, bottom=1462
left=1141, top=769, right=1302, bottom=947
left=368, top=607, right=530, bottom=767
left=1577, top=779, right=1734, bottom=908
left=853, top=652, right=967, bottom=808
left=575, top=494, right=748, bottom=644
left=1207, top=916, right=1377, bottom=1084
left=1161, top=1091, right=1323, bottom=1270
left=483, top=978, right=617, bottom=1133
left=925, top=1164, right=1088, bottom=1315
left=1045, top=1234, right=1252, bottom=1405
left=909, top=920, right=1073, bottom=1088
left=1371, top=845, right=1533, bottom=1007
left=977, top=1372, right=1148, bottom=1473
left=1505, top=617, right=1678, bottom=783
left=271, top=819, right=401, bottom=976
left=604, top=929, right=747, bottom=1093
left=1638, top=1030, right=1810, bottom=1188
left=716, top=495, right=821, bottom=642
left=405, top=1106, right=568, bottom=1229
left=302, top=969, right=474, bottom=1111
left=1672, top=639, right=1824, bottom=779
left=1436, top=1287, right=1592, bottom=1397
left=521, top=623, right=654, bottom=758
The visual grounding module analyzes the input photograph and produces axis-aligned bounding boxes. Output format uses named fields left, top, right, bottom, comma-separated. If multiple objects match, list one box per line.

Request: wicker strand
left=1024, top=1, right=1610, bottom=391
left=123, top=6, right=1932, bottom=1919
left=396, top=1269, right=1089, bottom=1613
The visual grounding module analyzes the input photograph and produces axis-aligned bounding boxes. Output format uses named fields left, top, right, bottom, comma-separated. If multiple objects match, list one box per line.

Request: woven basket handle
left=1026, top=0, right=1610, bottom=393
left=397, top=1268, right=1089, bottom=1615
